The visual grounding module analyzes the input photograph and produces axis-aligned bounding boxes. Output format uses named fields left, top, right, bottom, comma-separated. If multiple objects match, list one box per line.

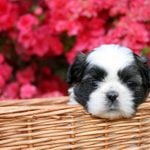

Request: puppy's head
left=67, top=44, right=150, bottom=119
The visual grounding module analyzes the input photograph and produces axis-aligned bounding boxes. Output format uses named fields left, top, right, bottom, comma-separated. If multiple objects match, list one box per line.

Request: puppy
left=67, top=44, right=150, bottom=119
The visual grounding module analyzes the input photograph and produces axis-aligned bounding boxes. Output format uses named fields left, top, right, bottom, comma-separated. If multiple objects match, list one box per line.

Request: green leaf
left=60, top=32, right=76, bottom=53
left=142, top=47, right=150, bottom=55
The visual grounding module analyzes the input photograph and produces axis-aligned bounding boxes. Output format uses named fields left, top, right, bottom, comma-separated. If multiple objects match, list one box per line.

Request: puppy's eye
left=91, top=79, right=98, bottom=86
left=82, top=77, right=98, bottom=86
left=127, top=81, right=138, bottom=88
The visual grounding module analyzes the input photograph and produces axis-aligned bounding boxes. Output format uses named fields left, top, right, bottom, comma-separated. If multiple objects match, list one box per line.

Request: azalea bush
left=0, top=0, right=150, bottom=99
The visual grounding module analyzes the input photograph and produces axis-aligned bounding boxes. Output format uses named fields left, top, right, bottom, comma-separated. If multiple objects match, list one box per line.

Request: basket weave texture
left=0, top=96, right=150, bottom=150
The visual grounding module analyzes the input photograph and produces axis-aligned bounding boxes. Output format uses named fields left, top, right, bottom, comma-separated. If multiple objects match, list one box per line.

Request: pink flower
left=20, top=83, right=37, bottom=99
left=2, top=82, right=19, bottom=99
left=0, top=0, right=150, bottom=100
left=52, top=20, right=82, bottom=36
left=105, top=17, right=149, bottom=52
left=18, top=25, right=63, bottom=57
left=0, top=54, right=5, bottom=64
left=16, top=1, right=33, bottom=14
left=18, top=31, right=35, bottom=49
left=16, top=67, right=35, bottom=84
left=47, top=36, right=64, bottom=56
left=34, top=6, right=43, bottom=15
left=31, top=27, right=51, bottom=57
left=17, top=14, right=39, bottom=33
left=46, top=0, right=100, bottom=35
left=38, top=75, right=68, bottom=96
left=67, top=17, right=105, bottom=58
left=0, top=75, right=5, bottom=88
left=41, top=67, right=52, bottom=76
left=0, top=63, right=12, bottom=81
left=66, top=49, right=78, bottom=64
left=40, top=91, right=64, bottom=98
left=0, top=0, right=18, bottom=30
left=129, top=0, right=150, bottom=22
left=109, top=0, right=129, bottom=16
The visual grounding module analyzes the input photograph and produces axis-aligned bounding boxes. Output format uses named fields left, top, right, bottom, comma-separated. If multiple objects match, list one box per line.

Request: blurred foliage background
left=0, top=0, right=150, bottom=99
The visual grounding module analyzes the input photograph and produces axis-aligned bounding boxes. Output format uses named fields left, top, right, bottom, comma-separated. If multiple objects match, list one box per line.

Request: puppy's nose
left=106, top=91, right=118, bottom=102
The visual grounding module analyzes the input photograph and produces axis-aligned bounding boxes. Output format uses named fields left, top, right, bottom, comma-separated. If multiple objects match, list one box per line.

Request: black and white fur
left=67, top=44, right=150, bottom=119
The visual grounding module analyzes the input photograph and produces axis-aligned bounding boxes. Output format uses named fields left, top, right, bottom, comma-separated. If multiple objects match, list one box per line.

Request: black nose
left=106, top=91, right=118, bottom=102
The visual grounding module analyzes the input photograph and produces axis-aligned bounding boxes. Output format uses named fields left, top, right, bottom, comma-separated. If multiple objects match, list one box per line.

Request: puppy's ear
left=134, top=54, right=150, bottom=88
left=67, top=53, right=87, bottom=84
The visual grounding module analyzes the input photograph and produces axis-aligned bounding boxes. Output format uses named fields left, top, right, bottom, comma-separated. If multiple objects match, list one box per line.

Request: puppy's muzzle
left=106, top=91, right=119, bottom=103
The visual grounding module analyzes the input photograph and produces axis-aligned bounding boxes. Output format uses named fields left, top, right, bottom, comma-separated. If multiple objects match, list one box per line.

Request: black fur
left=134, top=54, right=150, bottom=89
left=67, top=53, right=87, bottom=84
left=68, top=52, right=150, bottom=109
left=67, top=52, right=107, bottom=108
left=74, top=66, right=107, bottom=108
left=67, top=45, right=150, bottom=119
left=118, top=55, right=150, bottom=107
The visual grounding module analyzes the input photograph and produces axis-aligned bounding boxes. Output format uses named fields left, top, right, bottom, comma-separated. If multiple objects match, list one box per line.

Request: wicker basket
left=0, top=96, right=150, bottom=150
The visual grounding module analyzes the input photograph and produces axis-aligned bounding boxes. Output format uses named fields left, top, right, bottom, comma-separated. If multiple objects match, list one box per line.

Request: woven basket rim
left=0, top=96, right=150, bottom=108
left=0, top=96, right=150, bottom=149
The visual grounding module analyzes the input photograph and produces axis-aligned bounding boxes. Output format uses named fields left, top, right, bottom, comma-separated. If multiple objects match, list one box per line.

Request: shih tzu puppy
left=67, top=44, right=150, bottom=119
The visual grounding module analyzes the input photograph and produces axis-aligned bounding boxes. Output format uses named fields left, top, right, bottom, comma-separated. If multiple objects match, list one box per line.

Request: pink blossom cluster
left=0, top=0, right=150, bottom=99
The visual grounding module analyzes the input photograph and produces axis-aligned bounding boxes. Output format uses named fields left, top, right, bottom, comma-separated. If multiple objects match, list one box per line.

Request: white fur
left=86, top=44, right=135, bottom=119
left=87, top=44, right=134, bottom=74
left=87, top=79, right=135, bottom=119
left=68, top=87, right=78, bottom=105
left=69, top=44, right=136, bottom=119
